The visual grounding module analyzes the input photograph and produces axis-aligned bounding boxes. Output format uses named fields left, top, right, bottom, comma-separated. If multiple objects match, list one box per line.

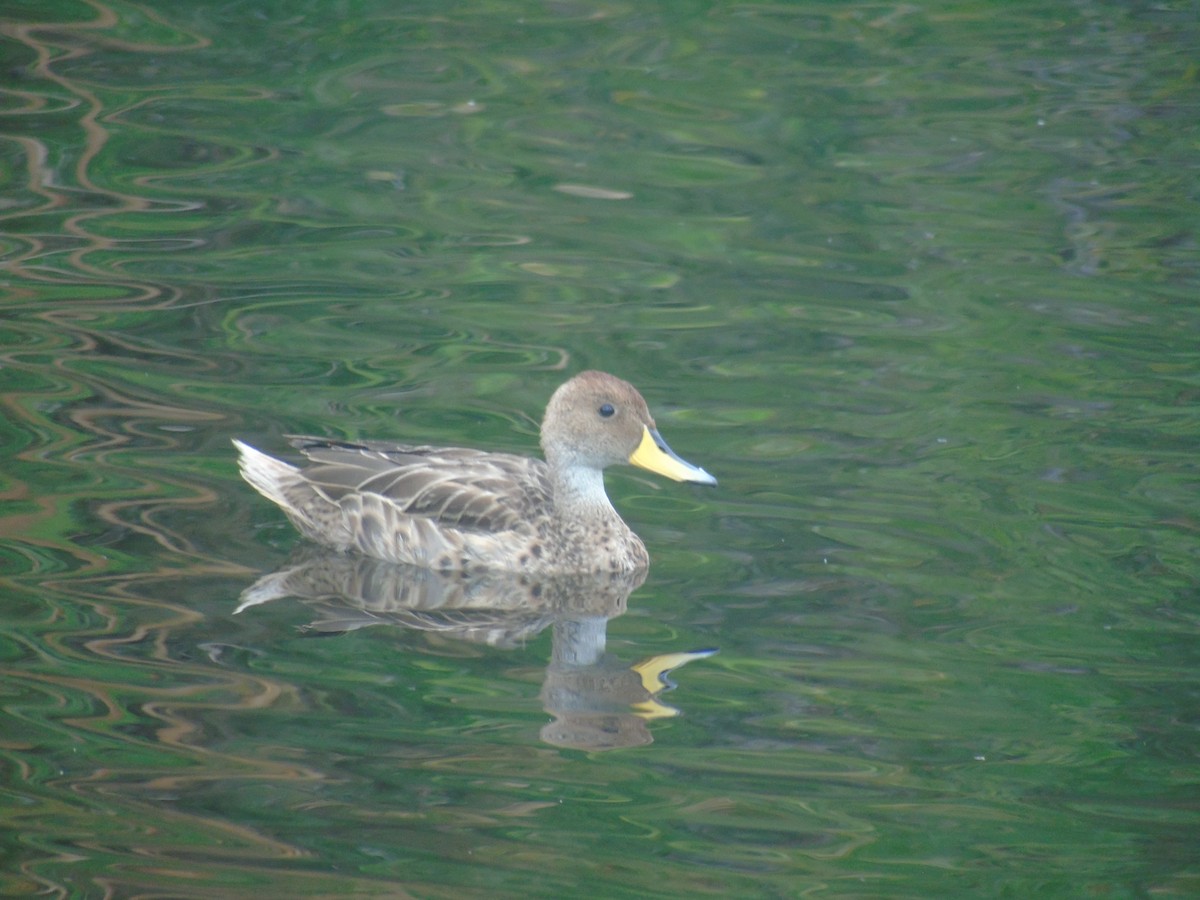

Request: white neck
left=551, top=464, right=615, bottom=515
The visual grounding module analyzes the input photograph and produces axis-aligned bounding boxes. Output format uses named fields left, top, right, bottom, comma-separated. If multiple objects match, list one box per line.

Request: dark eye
left=598, top=403, right=615, bottom=418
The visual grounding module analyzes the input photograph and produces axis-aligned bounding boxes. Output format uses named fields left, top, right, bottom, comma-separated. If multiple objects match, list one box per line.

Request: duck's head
left=540, top=370, right=717, bottom=485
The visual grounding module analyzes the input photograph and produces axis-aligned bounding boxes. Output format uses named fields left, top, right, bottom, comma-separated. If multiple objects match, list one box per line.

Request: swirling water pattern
left=1, top=1, right=1197, bottom=896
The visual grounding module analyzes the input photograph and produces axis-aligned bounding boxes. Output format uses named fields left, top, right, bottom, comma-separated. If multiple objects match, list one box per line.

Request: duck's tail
left=232, top=439, right=299, bottom=511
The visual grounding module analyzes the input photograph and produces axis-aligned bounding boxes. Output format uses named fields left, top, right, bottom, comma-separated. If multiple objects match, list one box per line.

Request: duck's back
left=288, top=436, right=553, bottom=535
left=236, top=436, right=556, bottom=569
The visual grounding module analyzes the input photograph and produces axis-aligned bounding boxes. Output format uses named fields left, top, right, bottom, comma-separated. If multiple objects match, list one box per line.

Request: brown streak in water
left=0, top=2, right=207, bottom=305
left=0, top=6, right=376, bottom=892
left=5, top=664, right=321, bottom=785
left=0, top=371, right=236, bottom=562
left=70, top=770, right=311, bottom=863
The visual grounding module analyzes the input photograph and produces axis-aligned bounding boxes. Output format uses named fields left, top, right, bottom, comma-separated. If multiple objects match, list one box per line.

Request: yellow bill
left=628, top=426, right=717, bottom=485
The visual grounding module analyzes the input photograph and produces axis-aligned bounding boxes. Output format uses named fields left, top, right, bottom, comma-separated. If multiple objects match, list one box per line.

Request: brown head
left=540, top=371, right=716, bottom=485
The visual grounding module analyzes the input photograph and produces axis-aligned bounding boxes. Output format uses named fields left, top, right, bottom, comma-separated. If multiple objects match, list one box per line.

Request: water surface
left=1, top=1, right=1197, bottom=896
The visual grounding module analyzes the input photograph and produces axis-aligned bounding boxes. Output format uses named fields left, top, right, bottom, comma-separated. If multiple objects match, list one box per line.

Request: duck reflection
left=236, top=548, right=714, bottom=751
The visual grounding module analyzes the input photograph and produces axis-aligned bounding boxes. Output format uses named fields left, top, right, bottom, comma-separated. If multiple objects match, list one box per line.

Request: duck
left=234, top=370, right=716, bottom=575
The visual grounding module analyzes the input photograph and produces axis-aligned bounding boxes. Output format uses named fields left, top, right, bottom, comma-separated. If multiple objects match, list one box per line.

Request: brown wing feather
left=285, top=435, right=551, bottom=535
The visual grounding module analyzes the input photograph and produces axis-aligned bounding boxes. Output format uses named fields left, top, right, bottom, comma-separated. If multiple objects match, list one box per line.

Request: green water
left=2, top=1, right=1197, bottom=896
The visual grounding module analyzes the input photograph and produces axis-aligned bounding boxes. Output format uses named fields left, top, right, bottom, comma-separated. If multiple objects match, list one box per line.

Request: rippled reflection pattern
left=236, top=551, right=714, bottom=750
